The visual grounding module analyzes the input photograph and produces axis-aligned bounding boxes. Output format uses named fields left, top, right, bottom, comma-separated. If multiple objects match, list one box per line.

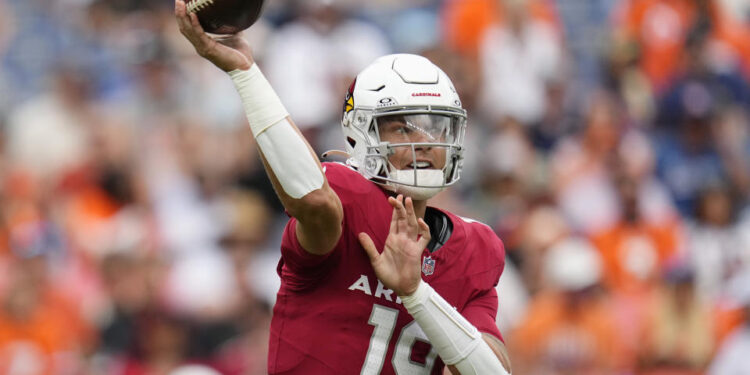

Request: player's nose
left=410, top=130, right=432, bottom=143
left=414, top=142, right=433, bottom=152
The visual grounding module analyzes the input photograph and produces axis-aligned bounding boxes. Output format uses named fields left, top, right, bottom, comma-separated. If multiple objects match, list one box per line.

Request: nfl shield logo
left=422, top=256, right=435, bottom=276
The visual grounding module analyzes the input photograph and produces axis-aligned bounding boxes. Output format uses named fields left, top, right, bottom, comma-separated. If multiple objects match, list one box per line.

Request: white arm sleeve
left=254, top=119, right=324, bottom=199
left=400, top=282, right=510, bottom=375
left=228, top=65, right=324, bottom=199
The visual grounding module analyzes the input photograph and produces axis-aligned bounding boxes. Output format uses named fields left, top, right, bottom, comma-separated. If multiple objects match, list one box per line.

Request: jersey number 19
left=360, top=304, right=439, bottom=374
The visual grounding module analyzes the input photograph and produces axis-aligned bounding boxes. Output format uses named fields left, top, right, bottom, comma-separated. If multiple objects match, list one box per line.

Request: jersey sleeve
left=277, top=162, right=375, bottom=291
left=462, top=222, right=506, bottom=342
left=462, top=284, right=504, bottom=343
left=278, top=217, right=345, bottom=291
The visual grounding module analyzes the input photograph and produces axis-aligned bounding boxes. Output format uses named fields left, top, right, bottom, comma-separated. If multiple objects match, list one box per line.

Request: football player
left=176, top=2, right=511, bottom=374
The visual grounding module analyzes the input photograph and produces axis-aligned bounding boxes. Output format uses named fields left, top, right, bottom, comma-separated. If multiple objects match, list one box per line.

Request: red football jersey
left=268, top=162, right=506, bottom=374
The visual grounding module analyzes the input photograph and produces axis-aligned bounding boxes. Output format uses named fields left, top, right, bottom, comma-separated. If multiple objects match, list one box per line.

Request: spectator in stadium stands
left=115, top=310, right=192, bottom=375
left=477, top=0, right=564, bottom=127
left=590, top=172, right=681, bottom=296
left=636, top=265, right=713, bottom=375
left=4, top=67, right=93, bottom=183
left=654, top=110, right=726, bottom=217
left=514, top=205, right=570, bottom=295
left=0, top=250, right=93, bottom=374
left=511, top=237, right=626, bottom=374
left=603, top=30, right=657, bottom=127
left=440, top=0, right=559, bottom=59
left=686, top=185, right=750, bottom=305
left=712, top=107, right=750, bottom=202
left=550, top=92, right=623, bottom=235
left=656, top=25, right=750, bottom=130
left=175, top=1, right=513, bottom=373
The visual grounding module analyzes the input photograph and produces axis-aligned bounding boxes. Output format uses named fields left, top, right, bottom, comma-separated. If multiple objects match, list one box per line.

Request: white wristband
left=229, top=64, right=288, bottom=137
left=400, top=282, right=509, bottom=373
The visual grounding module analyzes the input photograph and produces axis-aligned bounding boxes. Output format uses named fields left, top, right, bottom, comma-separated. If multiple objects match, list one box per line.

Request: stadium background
left=1, top=0, right=750, bottom=373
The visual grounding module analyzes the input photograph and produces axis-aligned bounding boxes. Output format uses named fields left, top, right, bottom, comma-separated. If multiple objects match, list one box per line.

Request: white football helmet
left=340, top=54, right=466, bottom=200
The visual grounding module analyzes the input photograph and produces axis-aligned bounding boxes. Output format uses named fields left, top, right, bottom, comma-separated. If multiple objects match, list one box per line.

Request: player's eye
left=382, top=122, right=409, bottom=135
left=395, top=125, right=411, bottom=135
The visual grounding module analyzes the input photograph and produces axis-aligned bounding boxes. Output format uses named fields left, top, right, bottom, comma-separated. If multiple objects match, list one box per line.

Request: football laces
left=187, top=0, right=215, bottom=13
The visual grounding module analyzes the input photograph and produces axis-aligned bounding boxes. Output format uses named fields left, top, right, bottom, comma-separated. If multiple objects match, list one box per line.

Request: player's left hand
left=359, top=195, right=431, bottom=297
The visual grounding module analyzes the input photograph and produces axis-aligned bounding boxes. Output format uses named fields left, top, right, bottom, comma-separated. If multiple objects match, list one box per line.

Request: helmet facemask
left=354, top=106, right=466, bottom=200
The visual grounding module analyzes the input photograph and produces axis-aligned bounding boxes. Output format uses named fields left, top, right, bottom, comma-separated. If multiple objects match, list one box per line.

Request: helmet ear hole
left=347, top=137, right=357, bottom=148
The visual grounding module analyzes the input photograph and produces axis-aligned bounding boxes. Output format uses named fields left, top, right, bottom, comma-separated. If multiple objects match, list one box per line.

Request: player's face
left=376, top=114, right=450, bottom=171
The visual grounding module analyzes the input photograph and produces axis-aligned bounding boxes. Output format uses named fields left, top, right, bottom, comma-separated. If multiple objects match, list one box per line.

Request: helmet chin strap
left=388, top=169, right=446, bottom=200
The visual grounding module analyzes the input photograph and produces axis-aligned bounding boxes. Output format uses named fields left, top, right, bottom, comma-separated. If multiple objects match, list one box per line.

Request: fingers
left=417, top=218, right=431, bottom=249
left=175, top=0, right=186, bottom=16
left=175, top=0, right=191, bottom=32
left=388, top=196, right=399, bottom=234
left=404, top=197, right=418, bottom=237
left=389, top=195, right=422, bottom=238
left=358, top=233, right=379, bottom=263
left=175, top=0, right=212, bottom=55
left=188, top=7, right=205, bottom=33
left=396, top=196, right=408, bottom=234
left=389, top=195, right=409, bottom=234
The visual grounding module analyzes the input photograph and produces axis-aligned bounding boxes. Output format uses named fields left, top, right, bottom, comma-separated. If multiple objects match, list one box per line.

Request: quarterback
left=176, top=2, right=511, bottom=374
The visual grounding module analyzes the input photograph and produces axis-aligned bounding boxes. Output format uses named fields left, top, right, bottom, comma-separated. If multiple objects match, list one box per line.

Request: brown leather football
left=186, top=0, right=265, bottom=35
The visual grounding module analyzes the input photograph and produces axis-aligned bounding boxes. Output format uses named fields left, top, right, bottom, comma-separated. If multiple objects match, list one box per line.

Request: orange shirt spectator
left=613, top=0, right=750, bottom=91
left=511, top=291, right=626, bottom=374
left=511, top=237, right=628, bottom=374
left=441, top=0, right=560, bottom=58
left=590, top=219, right=681, bottom=294
left=613, top=0, right=696, bottom=91
left=0, top=258, right=93, bottom=375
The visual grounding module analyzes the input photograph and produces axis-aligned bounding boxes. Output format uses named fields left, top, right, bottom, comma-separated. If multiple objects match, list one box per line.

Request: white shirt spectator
left=688, top=221, right=750, bottom=304
left=478, top=18, right=562, bottom=125
left=264, top=17, right=390, bottom=130
left=6, top=94, right=89, bottom=179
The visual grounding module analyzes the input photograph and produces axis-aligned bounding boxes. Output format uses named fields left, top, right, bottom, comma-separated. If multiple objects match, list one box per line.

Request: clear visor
left=357, top=109, right=465, bottom=190
left=375, top=114, right=460, bottom=145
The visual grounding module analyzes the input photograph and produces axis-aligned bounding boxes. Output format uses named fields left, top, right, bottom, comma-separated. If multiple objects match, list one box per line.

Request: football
left=186, top=0, right=265, bottom=35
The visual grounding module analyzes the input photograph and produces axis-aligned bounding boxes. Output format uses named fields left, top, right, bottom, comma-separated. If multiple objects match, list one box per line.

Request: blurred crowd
left=1, top=0, right=750, bottom=374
